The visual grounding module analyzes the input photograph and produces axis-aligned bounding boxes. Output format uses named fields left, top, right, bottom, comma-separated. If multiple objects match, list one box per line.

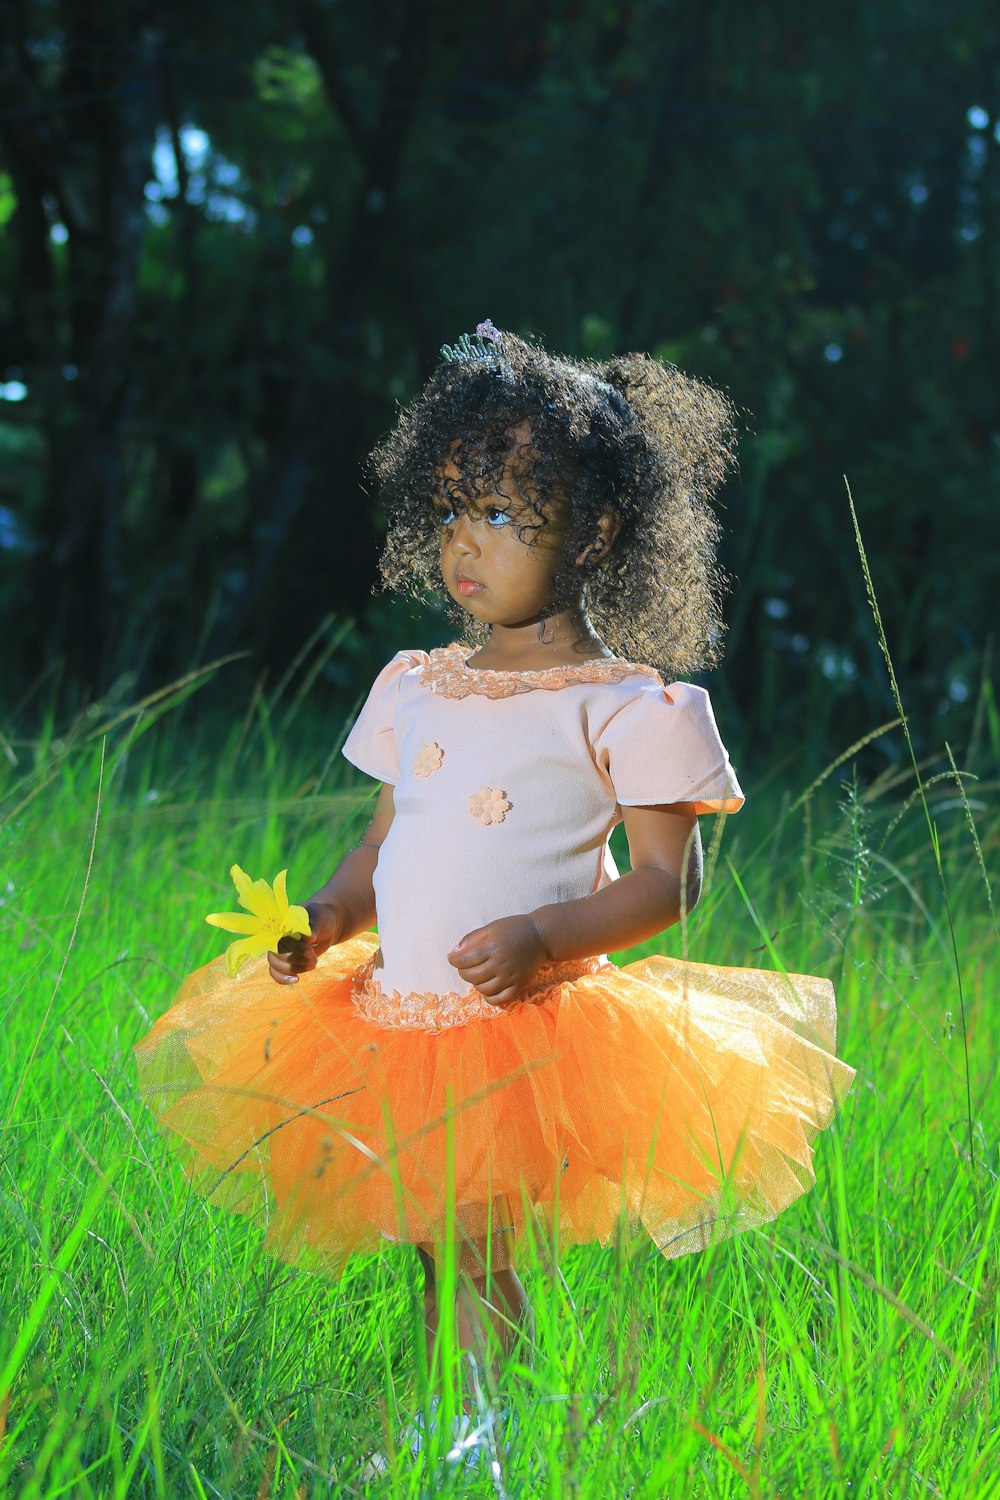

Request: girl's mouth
left=456, top=577, right=485, bottom=595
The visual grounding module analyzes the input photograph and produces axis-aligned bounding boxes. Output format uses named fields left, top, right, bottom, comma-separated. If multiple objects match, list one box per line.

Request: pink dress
left=133, top=642, right=855, bottom=1280
left=343, top=642, right=745, bottom=1009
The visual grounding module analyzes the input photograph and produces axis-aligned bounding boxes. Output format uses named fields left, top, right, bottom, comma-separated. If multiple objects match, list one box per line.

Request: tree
left=1, top=0, right=995, bottom=762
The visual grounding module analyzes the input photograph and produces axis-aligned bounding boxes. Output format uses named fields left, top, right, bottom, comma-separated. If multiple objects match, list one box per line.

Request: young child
left=133, top=323, right=855, bottom=1459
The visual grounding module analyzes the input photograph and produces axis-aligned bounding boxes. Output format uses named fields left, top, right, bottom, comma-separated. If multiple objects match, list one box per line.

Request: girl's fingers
left=277, top=935, right=310, bottom=957
left=453, top=958, right=495, bottom=985
left=462, top=969, right=513, bottom=997
left=452, top=965, right=523, bottom=1003
left=483, top=986, right=518, bottom=1006
left=448, top=927, right=492, bottom=963
left=456, top=964, right=490, bottom=985
left=453, top=950, right=489, bottom=970
left=269, top=952, right=298, bottom=972
left=268, top=947, right=317, bottom=976
left=452, top=954, right=491, bottom=978
left=448, top=945, right=481, bottom=965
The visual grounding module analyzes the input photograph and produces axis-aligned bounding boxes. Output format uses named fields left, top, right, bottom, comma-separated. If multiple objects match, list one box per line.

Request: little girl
left=133, top=323, right=855, bottom=1454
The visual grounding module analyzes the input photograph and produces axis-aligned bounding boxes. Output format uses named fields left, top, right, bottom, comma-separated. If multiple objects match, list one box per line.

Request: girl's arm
left=448, top=803, right=702, bottom=1003
left=531, top=802, right=702, bottom=962
left=267, top=782, right=395, bottom=984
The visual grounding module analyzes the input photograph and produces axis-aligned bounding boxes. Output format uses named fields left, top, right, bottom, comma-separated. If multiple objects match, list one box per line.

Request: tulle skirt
left=132, top=933, right=855, bottom=1280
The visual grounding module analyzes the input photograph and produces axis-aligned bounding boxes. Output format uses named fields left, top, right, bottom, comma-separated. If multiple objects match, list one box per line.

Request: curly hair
left=368, top=329, right=738, bottom=677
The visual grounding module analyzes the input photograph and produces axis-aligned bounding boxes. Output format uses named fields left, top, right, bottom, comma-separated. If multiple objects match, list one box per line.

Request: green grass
left=1, top=609, right=998, bottom=1497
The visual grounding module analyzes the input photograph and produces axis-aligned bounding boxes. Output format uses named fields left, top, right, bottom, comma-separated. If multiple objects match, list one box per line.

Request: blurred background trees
left=1, top=0, right=997, bottom=764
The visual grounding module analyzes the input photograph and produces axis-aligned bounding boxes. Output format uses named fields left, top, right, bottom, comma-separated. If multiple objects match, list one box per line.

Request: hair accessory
left=440, top=319, right=504, bottom=364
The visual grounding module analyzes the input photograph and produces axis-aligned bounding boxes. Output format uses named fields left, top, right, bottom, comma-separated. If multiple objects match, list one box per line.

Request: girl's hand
left=447, top=915, right=550, bottom=1006
left=268, top=900, right=346, bottom=986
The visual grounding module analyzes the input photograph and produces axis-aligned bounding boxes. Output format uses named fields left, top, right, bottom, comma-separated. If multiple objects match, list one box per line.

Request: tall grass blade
left=5, top=737, right=105, bottom=1129
left=846, top=476, right=978, bottom=1199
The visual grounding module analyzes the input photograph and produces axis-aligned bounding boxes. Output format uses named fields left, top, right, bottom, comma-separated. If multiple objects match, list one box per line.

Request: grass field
left=1, top=619, right=998, bottom=1499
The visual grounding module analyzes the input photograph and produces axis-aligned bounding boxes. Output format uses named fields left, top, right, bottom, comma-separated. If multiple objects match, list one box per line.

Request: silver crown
left=439, top=319, right=503, bottom=364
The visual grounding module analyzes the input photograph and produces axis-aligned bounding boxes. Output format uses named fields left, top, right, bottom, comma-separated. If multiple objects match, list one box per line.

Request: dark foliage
left=1, top=0, right=996, bottom=762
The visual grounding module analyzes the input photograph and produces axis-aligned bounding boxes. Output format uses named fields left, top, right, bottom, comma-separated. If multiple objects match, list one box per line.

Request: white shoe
left=400, top=1396, right=441, bottom=1458
left=360, top=1388, right=519, bottom=1482
left=358, top=1447, right=389, bottom=1481
left=358, top=1397, right=440, bottom=1480
left=446, top=1405, right=522, bottom=1478
left=444, top=1406, right=493, bottom=1467
left=369, top=1396, right=484, bottom=1468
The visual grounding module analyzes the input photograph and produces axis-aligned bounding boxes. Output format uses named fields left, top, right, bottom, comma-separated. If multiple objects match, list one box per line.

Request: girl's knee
left=492, top=1266, right=523, bottom=1298
left=470, top=1267, right=525, bottom=1315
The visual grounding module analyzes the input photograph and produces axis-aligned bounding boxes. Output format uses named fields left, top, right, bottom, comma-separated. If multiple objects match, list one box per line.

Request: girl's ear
left=575, top=509, right=621, bottom=570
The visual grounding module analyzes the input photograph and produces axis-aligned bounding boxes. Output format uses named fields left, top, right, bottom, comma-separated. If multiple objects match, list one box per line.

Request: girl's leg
left=416, top=1245, right=439, bottom=1374
left=418, top=1245, right=534, bottom=1416
left=458, top=1267, right=533, bottom=1362
left=456, top=1264, right=534, bottom=1413
left=416, top=1245, right=481, bottom=1423
left=416, top=1246, right=507, bottom=1382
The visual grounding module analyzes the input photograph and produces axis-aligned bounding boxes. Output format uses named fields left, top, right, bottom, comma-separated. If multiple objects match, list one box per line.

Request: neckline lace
left=419, top=641, right=663, bottom=699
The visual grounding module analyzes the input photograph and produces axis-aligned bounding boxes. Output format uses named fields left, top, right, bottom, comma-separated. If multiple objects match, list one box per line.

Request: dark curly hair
left=368, top=328, right=738, bottom=676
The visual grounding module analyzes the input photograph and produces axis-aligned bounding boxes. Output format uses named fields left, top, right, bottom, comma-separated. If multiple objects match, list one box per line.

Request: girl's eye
left=437, top=504, right=511, bottom=528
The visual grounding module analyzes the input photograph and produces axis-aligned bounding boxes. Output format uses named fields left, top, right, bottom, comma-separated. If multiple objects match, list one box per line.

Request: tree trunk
left=14, top=4, right=159, bottom=684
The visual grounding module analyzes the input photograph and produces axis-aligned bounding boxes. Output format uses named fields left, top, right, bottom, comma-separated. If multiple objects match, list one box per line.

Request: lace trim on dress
left=418, top=641, right=663, bottom=699
left=350, top=952, right=614, bottom=1031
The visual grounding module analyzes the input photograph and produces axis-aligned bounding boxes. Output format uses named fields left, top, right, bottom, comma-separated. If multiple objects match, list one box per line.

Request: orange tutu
left=132, top=933, right=855, bottom=1280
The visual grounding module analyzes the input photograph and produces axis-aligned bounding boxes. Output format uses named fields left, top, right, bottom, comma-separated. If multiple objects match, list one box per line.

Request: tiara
left=439, top=319, right=504, bottom=364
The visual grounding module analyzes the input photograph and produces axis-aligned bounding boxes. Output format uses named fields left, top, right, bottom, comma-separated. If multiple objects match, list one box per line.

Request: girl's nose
left=449, top=511, right=480, bottom=555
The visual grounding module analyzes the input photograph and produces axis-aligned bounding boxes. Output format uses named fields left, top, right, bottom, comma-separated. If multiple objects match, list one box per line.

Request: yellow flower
left=205, top=864, right=312, bottom=978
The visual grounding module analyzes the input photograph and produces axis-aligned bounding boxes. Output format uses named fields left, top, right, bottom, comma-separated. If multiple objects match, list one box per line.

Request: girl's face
left=435, top=422, right=571, bottom=627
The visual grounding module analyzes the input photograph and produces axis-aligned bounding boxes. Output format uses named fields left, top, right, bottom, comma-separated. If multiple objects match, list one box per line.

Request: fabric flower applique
left=205, top=864, right=311, bottom=977
left=468, top=786, right=512, bottom=825
left=412, top=741, right=444, bottom=777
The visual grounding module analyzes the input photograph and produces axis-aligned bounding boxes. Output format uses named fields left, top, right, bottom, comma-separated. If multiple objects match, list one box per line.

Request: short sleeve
left=594, top=679, right=745, bottom=814
left=341, top=650, right=427, bottom=785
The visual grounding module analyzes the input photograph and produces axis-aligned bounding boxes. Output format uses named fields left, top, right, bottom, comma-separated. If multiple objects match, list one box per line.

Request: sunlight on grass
left=1, top=580, right=998, bottom=1497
